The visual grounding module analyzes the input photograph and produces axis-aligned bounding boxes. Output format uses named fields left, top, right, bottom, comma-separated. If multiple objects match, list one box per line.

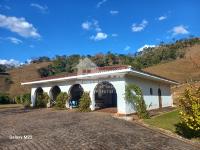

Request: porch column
left=89, top=88, right=95, bottom=111
left=31, top=88, right=36, bottom=107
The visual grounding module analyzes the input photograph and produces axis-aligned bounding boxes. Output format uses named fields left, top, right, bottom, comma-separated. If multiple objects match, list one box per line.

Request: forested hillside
left=38, top=38, right=200, bottom=77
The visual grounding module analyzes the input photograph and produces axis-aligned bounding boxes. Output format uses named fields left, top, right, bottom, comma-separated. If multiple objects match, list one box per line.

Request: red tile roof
left=29, top=65, right=129, bottom=82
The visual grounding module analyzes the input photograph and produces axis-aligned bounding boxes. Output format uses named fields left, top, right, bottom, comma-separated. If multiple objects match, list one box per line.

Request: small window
left=158, top=88, right=162, bottom=96
left=150, top=88, right=153, bottom=95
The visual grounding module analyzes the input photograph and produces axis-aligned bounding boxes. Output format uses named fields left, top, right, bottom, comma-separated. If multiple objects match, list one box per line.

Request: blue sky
left=0, top=0, right=200, bottom=65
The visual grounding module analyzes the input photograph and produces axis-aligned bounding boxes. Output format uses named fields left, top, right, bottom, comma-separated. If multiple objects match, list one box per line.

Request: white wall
left=30, top=78, right=127, bottom=114
left=30, top=75, right=173, bottom=115
left=125, top=75, right=173, bottom=114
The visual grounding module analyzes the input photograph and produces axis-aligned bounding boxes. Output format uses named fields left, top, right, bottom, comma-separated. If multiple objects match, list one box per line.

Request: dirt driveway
left=0, top=108, right=198, bottom=150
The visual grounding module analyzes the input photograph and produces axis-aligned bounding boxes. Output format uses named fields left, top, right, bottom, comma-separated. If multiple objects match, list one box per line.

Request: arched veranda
left=69, top=84, right=84, bottom=108
left=34, top=87, right=43, bottom=106
left=49, top=86, right=61, bottom=106
left=94, top=81, right=117, bottom=109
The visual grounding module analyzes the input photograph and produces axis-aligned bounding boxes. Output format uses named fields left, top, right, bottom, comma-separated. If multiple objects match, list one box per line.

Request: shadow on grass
left=175, top=122, right=200, bottom=139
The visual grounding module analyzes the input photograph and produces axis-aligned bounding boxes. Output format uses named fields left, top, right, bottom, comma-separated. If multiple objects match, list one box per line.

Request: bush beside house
left=78, top=92, right=91, bottom=112
left=36, top=92, right=49, bottom=108
left=177, top=85, right=200, bottom=138
left=55, top=92, right=69, bottom=109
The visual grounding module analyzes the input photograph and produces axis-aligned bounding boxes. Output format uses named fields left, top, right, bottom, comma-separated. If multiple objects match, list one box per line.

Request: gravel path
left=0, top=108, right=198, bottom=150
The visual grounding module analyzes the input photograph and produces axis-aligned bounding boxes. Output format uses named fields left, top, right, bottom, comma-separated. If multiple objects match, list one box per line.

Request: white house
left=21, top=65, right=178, bottom=115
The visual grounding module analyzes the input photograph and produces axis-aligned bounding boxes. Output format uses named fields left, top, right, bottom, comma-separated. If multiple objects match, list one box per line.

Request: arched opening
left=49, top=86, right=61, bottom=107
left=69, top=84, right=83, bottom=108
left=94, top=81, right=117, bottom=109
left=158, top=88, right=162, bottom=109
left=35, top=87, right=43, bottom=107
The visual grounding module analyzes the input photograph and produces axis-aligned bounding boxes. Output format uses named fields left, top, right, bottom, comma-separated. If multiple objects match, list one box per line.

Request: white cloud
left=171, top=25, right=189, bottom=36
left=82, top=20, right=108, bottom=41
left=0, top=59, right=22, bottom=66
left=124, top=46, right=130, bottom=51
left=0, top=14, right=40, bottom=38
left=26, top=59, right=32, bottom=64
left=132, top=20, right=148, bottom=32
left=7, top=37, right=22, bottom=44
left=81, top=21, right=92, bottom=30
left=93, top=20, right=102, bottom=32
left=137, top=44, right=156, bottom=52
left=90, top=32, right=108, bottom=41
left=81, top=20, right=101, bottom=32
left=97, top=0, right=107, bottom=8
left=110, top=10, right=119, bottom=15
left=158, top=16, right=167, bottom=21
left=30, top=3, right=48, bottom=13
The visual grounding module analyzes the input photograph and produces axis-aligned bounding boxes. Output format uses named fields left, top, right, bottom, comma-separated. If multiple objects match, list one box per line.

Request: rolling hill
left=144, top=44, right=200, bottom=83
left=7, top=62, right=51, bottom=97
left=0, top=73, right=11, bottom=94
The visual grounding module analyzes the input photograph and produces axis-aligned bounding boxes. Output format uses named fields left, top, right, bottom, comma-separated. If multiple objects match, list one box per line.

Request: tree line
left=37, top=37, right=200, bottom=77
left=0, top=37, right=199, bottom=77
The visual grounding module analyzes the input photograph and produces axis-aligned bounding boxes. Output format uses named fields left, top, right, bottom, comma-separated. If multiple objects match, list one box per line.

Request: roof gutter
left=21, top=67, right=178, bottom=85
left=128, top=70, right=178, bottom=85
left=21, top=68, right=130, bottom=85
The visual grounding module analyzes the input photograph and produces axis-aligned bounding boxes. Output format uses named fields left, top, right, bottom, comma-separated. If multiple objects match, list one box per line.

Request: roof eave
left=128, top=69, right=179, bottom=85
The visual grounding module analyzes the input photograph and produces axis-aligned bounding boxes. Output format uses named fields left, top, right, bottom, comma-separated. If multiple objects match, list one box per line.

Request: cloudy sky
left=0, top=0, right=199, bottom=65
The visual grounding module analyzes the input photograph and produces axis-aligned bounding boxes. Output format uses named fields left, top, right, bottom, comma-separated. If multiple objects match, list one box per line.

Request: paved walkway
left=0, top=108, right=198, bottom=150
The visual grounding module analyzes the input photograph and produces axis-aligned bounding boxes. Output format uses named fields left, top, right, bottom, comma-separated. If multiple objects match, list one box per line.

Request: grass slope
left=144, top=45, right=200, bottom=83
left=0, top=74, right=10, bottom=93
left=7, top=62, right=51, bottom=97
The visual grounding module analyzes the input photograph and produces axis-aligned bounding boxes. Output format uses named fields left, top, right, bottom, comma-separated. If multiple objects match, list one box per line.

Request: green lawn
left=144, top=110, right=180, bottom=133
left=0, top=104, right=23, bottom=109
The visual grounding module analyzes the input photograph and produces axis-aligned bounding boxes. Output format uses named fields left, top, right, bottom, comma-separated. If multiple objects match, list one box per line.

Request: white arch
left=49, top=85, right=61, bottom=107
left=31, top=87, right=43, bottom=107
left=93, top=81, right=117, bottom=109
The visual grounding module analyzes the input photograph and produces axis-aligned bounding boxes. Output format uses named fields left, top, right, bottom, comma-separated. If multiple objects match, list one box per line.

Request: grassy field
left=144, top=45, right=200, bottom=83
left=0, top=104, right=23, bottom=109
left=144, top=110, right=180, bottom=132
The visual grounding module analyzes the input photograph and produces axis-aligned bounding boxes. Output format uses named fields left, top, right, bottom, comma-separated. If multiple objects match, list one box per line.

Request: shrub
left=178, top=85, right=200, bottom=131
left=15, top=95, right=22, bottom=104
left=125, top=83, right=150, bottom=119
left=78, top=92, right=91, bottom=112
left=36, top=92, right=49, bottom=108
left=0, top=93, right=10, bottom=104
left=175, top=122, right=200, bottom=139
left=55, top=92, right=69, bottom=108
left=4, top=77, right=13, bottom=84
left=21, top=93, right=31, bottom=108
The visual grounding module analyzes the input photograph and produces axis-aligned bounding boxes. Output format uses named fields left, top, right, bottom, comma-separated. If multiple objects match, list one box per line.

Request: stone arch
left=49, top=85, right=61, bottom=107
left=68, top=84, right=84, bottom=108
left=94, top=81, right=117, bottom=109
